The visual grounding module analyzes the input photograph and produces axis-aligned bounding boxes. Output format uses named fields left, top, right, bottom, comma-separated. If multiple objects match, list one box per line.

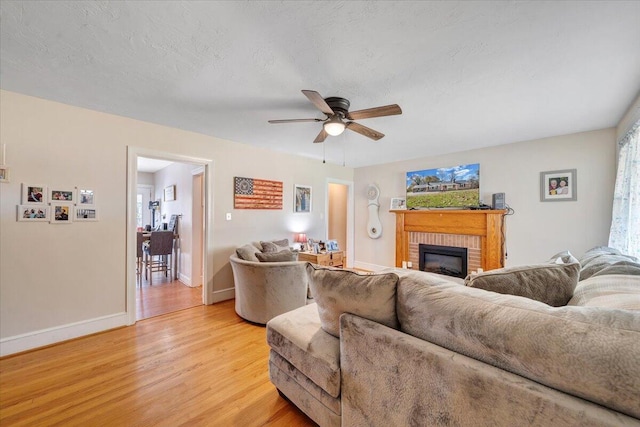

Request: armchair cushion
left=261, top=239, right=290, bottom=253
left=256, top=250, right=298, bottom=262
left=236, top=244, right=261, bottom=261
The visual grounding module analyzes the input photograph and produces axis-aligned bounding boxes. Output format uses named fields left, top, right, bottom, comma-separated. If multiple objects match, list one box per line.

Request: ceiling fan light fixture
left=324, top=116, right=346, bottom=136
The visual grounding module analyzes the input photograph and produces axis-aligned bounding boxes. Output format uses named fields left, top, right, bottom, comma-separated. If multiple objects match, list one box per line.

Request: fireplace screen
left=419, top=244, right=468, bottom=278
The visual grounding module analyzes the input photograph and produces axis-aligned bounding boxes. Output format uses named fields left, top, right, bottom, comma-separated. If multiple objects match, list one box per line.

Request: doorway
left=126, top=147, right=213, bottom=325
left=326, top=179, right=354, bottom=268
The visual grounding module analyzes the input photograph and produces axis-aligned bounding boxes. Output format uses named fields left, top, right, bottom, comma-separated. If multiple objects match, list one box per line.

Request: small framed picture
left=77, top=189, right=96, bottom=206
left=50, top=188, right=75, bottom=203
left=327, top=239, right=339, bottom=251
left=294, top=184, right=312, bottom=213
left=164, top=185, right=176, bottom=201
left=50, top=203, right=73, bottom=224
left=75, top=207, right=98, bottom=221
left=17, top=205, right=49, bottom=222
left=22, top=184, right=47, bottom=204
left=390, top=197, right=406, bottom=210
left=0, top=166, right=10, bottom=183
left=540, top=169, right=577, bottom=202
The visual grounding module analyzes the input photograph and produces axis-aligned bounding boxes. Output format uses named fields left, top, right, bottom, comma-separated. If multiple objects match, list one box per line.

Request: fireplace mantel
left=391, top=209, right=506, bottom=271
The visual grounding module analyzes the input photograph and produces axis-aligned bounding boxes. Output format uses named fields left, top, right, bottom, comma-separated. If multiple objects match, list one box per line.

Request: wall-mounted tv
left=406, top=163, right=480, bottom=209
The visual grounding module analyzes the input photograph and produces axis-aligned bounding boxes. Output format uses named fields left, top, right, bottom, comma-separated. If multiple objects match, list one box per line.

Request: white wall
left=354, top=129, right=617, bottom=270
left=0, top=90, right=352, bottom=355
left=154, top=162, right=196, bottom=285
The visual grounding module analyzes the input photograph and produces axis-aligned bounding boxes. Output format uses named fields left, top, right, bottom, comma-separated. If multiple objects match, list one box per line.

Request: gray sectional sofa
left=266, top=247, right=640, bottom=426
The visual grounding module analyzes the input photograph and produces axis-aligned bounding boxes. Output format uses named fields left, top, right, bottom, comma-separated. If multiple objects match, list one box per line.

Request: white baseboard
left=211, top=287, right=235, bottom=303
left=0, top=312, right=128, bottom=357
left=352, top=261, right=391, bottom=272
left=178, top=272, right=192, bottom=286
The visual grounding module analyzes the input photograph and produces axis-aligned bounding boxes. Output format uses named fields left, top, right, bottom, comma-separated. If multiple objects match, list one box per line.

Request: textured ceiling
left=1, top=1, right=639, bottom=167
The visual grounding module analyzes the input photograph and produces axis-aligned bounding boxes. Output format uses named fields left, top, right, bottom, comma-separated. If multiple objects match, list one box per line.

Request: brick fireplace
left=392, top=210, right=505, bottom=272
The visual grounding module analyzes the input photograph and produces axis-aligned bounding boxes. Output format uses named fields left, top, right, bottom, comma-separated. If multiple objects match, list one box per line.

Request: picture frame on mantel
left=540, top=169, right=577, bottom=202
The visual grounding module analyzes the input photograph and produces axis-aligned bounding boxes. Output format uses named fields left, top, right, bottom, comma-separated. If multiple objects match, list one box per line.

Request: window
left=609, top=120, right=639, bottom=258
left=136, top=194, right=143, bottom=228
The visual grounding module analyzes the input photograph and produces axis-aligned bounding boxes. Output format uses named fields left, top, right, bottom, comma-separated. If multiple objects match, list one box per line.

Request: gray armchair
left=230, top=254, right=310, bottom=324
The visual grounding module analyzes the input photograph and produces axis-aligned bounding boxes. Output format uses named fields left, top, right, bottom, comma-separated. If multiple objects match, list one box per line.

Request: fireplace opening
left=419, top=244, right=468, bottom=279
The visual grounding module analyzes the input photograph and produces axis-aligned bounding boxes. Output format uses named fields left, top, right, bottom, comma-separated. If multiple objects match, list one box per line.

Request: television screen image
left=406, top=163, right=480, bottom=209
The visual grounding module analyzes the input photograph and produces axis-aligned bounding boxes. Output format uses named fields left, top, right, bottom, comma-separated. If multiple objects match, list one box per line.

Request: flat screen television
left=406, top=163, right=480, bottom=209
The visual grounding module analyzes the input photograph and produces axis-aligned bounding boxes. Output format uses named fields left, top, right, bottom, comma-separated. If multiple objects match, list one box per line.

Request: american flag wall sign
left=234, top=177, right=283, bottom=209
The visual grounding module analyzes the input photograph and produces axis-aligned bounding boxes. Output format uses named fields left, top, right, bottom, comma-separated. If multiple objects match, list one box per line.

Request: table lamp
left=295, top=233, right=307, bottom=251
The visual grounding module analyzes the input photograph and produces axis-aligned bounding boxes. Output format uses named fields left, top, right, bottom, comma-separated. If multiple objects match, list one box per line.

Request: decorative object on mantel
left=406, top=163, right=480, bottom=209
left=366, top=184, right=382, bottom=239
left=294, top=184, right=312, bottom=213
left=390, top=197, right=406, bottom=210
left=540, top=169, right=577, bottom=202
left=234, top=176, right=283, bottom=210
left=164, top=184, right=176, bottom=201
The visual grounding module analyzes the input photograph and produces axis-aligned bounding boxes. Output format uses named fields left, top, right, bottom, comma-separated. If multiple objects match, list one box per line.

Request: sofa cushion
left=397, top=275, right=640, bottom=419
left=266, top=303, right=341, bottom=398
left=568, top=274, right=640, bottom=310
left=306, top=264, right=399, bottom=337
left=579, top=246, right=640, bottom=280
left=464, top=260, right=579, bottom=307
left=261, top=239, right=290, bottom=253
left=256, top=250, right=298, bottom=262
left=235, top=244, right=261, bottom=261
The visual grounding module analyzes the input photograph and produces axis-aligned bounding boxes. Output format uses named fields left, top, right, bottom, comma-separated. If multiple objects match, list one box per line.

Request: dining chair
left=144, top=231, right=174, bottom=285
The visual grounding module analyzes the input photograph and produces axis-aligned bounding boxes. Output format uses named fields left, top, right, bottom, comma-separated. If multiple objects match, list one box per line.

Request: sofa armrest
left=339, top=314, right=637, bottom=427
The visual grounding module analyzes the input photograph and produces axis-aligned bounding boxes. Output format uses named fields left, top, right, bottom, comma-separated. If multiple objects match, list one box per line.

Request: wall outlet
left=225, top=213, right=232, bottom=221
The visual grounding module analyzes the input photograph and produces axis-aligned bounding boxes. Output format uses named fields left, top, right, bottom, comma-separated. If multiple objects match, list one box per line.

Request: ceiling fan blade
left=268, top=118, right=324, bottom=124
left=313, top=128, right=328, bottom=143
left=346, top=122, right=385, bottom=141
left=302, top=90, right=334, bottom=115
left=346, top=104, right=402, bottom=121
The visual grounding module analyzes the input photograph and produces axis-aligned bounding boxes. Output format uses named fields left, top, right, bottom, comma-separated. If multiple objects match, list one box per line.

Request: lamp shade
left=295, top=233, right=307, bottom=243
left=323, top=116, right=345, bottom=136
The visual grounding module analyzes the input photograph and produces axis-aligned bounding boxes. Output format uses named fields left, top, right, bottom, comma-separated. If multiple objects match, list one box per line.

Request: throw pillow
left=306, top=263, right=399, bottom=337
left=255, top=250, right=297, bottom=262
left=465, top=262, right=579, bottom=306
left=260, top=239, right=290, bottom=253
left=235, top=244, right=261, bottom=262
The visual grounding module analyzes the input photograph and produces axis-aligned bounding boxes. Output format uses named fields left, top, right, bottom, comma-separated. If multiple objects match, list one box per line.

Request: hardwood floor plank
left=0, top=301, right=316, bottom=427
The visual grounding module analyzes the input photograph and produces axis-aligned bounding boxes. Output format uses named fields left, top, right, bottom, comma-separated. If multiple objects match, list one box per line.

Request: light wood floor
left=136, top=274, right=202, bottom=320
left=0, top=300, right=316, bottom=427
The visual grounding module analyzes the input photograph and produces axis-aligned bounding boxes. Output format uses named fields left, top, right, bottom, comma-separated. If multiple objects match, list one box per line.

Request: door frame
left=325, top=178, right=354, bottom=268
left=126, top=146, right=214, bottom=325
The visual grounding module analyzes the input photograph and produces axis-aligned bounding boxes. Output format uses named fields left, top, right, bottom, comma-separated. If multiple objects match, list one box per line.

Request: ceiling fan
left=268, top=90, right=402, bottom=143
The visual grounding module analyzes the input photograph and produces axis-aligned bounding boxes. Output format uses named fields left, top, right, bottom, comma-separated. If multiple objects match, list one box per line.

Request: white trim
left=126, top=147, right=215, bottom=326
left=178, top=272, right=192, bottom=286
left=211, top=287, right=235, bottom=303
left=0, top=312, right=128, bottom=357
left=325, top=178, right=355, bottom=268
